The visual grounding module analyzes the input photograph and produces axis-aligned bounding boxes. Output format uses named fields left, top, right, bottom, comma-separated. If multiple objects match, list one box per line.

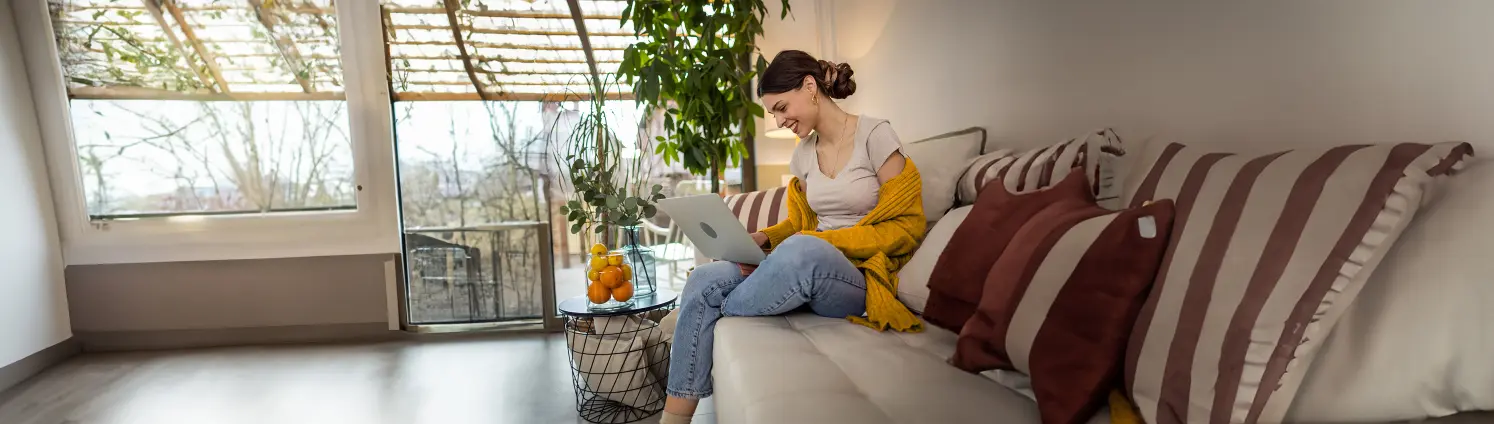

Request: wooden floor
left=0, top=334, right=714, bottom=424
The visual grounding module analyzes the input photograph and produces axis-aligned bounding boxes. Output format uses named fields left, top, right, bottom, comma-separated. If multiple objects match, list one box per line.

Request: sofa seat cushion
left=712, top=314, right=1109, bottom=424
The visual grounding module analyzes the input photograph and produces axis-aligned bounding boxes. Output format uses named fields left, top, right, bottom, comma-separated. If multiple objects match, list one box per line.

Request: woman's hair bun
left=817, top=60, right=857, bottom=99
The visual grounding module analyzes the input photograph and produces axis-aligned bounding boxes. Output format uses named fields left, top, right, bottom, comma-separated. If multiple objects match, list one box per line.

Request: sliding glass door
left=394, top=102, right=557, bottom=328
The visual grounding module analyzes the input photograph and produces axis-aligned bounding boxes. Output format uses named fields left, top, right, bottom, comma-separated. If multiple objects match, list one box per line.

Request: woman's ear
left=801, top=75, right=816, bottom=93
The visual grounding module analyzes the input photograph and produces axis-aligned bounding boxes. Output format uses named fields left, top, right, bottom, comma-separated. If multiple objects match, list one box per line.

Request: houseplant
left=618, top=0, right=791, bottom=193
left=553, top=80, right=666, bottom=307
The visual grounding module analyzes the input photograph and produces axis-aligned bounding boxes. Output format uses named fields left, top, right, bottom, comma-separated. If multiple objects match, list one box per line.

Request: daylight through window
left=49, top=0, right=354, bottom=219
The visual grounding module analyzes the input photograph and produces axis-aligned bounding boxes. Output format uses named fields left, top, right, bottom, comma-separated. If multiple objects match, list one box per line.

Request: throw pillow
left=725, top=186, right=788, bottom=233
left=1120, top=141, right=1474, bottom=424
left=956, top=128, right=1127, bottom=210
left=922, top=169, right=1094, bottom=332
left=950, top=198, right=1177, bottom=424
left=901, top=127, right=987, bottom=222
left=567, top=316, right=666, bottom=409
left=1287, top=160, right=1494, bottom=423
left=895, top=205, right=973, bottom=313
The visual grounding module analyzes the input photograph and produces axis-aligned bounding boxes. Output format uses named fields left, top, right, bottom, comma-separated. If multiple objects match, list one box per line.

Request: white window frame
left=11, top=0, right=400, bottom=265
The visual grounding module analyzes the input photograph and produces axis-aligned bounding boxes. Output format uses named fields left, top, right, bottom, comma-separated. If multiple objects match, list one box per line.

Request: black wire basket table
left=559, top=289, right=679, bottom=424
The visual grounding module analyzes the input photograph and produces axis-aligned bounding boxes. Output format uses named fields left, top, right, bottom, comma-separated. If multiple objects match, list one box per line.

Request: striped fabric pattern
left=956, top=128, right=1126, bottom=209
left=1120, top=141, right=1474, bottom=424
left=950, top=196, right=1176, bottom=424
left=725, top=186, right=789, bottom=233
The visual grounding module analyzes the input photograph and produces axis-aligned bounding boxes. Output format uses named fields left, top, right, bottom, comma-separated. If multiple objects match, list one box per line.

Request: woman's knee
left=775, top=235, right=841, bottom=263
left=682, top=261, right=738, bottom=299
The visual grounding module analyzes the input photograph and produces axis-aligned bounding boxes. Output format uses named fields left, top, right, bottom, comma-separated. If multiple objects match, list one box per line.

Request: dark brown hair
left=758, top=50, right=856, bottom=99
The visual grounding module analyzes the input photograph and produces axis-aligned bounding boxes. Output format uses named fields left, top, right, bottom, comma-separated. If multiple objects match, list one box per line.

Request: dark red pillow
left=922, top=169, right=1094, bottom=332
left=951, top=199, right=1175, bottom=424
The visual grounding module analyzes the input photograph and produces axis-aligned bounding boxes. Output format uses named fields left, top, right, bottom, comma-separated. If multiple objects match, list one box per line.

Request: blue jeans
left=665, top=235, right=868, bottom=399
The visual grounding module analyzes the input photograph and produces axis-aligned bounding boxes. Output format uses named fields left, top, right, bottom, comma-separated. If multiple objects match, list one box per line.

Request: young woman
left=660, top=50, right=925, bottom=424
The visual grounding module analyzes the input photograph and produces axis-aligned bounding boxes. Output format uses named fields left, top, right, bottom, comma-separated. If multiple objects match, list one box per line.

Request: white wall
left=0, top=0, right=73, bottom=367
left=830, top=0, right=1494, bottom=153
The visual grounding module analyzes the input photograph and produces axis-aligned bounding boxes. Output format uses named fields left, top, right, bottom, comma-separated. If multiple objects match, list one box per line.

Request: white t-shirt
left=788, top=116, right=904, bottom=231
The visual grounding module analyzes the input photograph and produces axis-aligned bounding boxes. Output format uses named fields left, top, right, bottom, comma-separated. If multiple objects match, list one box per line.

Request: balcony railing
left=403, top=221, right=555, bottom=326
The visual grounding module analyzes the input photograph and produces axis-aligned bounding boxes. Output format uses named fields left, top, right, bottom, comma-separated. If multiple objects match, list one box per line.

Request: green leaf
left=691, top=148, right=708, bottom=167
left=745, top=101, right=764, bottom=118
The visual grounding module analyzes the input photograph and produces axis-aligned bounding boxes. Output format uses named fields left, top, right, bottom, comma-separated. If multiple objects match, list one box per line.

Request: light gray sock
left=659, top=411, right=693, bottom=424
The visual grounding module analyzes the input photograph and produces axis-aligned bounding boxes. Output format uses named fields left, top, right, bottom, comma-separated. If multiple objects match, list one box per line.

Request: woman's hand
left=750, top=232, right=769, bottom=249
left=738, top=263, right=758, bottom=276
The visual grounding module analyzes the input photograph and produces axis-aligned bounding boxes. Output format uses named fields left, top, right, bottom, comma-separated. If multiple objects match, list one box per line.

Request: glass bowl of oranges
left=586, top=243, right=636, bottom=311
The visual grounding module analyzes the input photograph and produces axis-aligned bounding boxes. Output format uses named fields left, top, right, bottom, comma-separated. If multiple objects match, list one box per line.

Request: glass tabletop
left=558, top=289, right=679, bottom=318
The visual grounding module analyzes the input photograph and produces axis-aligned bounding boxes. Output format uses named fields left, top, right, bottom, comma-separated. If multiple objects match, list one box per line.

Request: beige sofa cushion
left=711, top=314, right=1110, bottom=424
left=1288, top=160, right=1494, bottom=422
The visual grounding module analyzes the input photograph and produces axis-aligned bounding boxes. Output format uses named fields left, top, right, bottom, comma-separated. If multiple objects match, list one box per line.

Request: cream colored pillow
left=1288, top=160, right=1494, bottom=423
left=902, top=128, right=986, bottom=222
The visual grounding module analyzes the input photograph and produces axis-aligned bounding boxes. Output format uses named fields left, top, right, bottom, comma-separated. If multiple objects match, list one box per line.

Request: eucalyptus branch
left=551, top=79, right=665, bottom=238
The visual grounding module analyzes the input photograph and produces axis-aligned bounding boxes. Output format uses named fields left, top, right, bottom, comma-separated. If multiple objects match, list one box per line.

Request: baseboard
left=0, top=338, right=81, bottom=395
left=73, top=322, right=398, bottom=352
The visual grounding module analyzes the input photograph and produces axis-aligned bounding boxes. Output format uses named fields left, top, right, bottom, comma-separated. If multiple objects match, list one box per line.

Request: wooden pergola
left=51, top=0, right=638, bottom=102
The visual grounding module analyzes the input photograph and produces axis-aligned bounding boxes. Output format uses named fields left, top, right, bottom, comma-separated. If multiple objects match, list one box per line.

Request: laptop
left=655, top=194, right=769, bottom=265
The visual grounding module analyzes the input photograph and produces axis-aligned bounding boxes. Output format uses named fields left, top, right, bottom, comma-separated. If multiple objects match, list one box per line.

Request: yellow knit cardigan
left=760, top=160, right=928, bottom=332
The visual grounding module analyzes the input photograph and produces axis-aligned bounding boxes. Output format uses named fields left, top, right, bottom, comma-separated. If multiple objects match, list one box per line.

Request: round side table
left=559, top=289, right=679, bottom=424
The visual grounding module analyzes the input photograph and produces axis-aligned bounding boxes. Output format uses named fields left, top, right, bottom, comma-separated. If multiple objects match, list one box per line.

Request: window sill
left=61, top=211, right=400, bottom=265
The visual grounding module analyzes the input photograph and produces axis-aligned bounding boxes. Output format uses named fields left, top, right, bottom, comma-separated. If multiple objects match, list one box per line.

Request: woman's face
left=761, top=76, right=820, bottom=139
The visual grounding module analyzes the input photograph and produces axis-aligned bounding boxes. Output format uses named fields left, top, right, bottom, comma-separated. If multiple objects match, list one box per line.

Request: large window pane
left=48, top=0, right=353, bottom=219
left=71, top=100, right=355, bottom=218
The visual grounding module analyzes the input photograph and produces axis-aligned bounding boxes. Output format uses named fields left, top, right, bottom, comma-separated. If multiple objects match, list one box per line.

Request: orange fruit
left=599, top=266, right=624, bottom=288
left=587, top=269, right=600, bottom=282
left=619, top=264, right=633, bottom=281
left=612, top=283, right=634, bottom=302
left=589, top=243, right=608, bottom=255
left=607, top=254, right=624, bottom=266
left=587, top=282, right=610, bottom=304
left=589, top=256, right=608, bottom=271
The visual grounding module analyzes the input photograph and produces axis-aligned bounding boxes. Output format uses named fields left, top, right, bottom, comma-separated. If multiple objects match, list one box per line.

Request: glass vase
left=617, top=225, right=658, bottom=297
left=585, top=250, right=635, bottom=312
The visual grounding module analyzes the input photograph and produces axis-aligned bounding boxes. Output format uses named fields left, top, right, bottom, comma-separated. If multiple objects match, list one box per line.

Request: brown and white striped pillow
left=956, top=128, right=1127, bottom=209
left=725, top=187, right=788, bottom=233
left=950, top=190, right=1177, bottom=424
left=1121, top=141, right=1474, bottom=424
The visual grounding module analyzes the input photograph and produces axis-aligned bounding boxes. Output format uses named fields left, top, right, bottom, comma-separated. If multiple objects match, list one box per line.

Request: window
left=48, top=0, right=355, bottom=220
left=380, top=1, right=666, bottom=324
left=18, top=0, right=680, bottom=267
left=15, top=0, right=398, bottom=264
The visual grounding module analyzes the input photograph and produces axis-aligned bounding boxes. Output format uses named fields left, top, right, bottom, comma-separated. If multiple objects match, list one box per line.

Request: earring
left=812, top=96, right=818, bottom=106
